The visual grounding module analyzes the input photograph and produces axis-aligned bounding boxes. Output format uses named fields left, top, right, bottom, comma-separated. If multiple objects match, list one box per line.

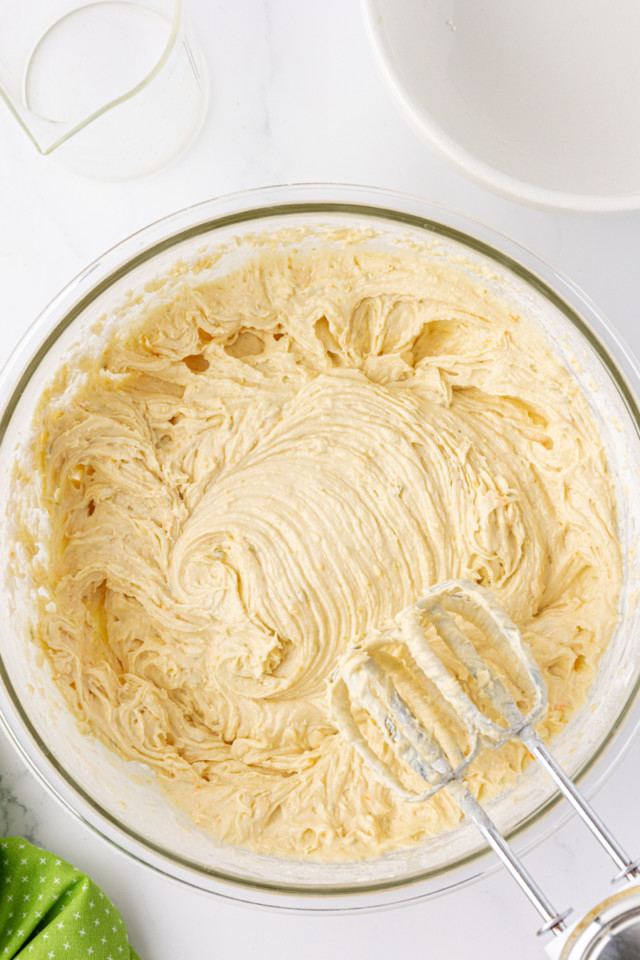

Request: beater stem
left=448, top=779, right=570, bottom=936
left=518, top=728, right=640, bottom=881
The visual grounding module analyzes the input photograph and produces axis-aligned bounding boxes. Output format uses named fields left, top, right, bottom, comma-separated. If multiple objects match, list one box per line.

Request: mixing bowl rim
left=1, top=182, right=639, bottom=907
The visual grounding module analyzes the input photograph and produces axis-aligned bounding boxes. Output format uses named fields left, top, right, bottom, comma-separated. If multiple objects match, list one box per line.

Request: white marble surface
left=1, top=1, right=640, bottom=957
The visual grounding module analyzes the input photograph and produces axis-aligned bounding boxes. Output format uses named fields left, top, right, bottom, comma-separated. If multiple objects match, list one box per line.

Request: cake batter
left=15, top=233, right=621, bottom=859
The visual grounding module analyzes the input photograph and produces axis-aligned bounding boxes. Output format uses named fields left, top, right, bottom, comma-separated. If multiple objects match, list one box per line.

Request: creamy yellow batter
left=17, top=233, right=621, bottom=859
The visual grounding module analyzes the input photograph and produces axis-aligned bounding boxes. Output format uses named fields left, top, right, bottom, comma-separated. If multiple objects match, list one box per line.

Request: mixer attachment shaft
left=329, top=580, right=639, bottom=936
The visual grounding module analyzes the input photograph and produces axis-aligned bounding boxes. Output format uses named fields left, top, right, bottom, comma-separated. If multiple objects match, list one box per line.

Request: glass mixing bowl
left=1, top=184, right=640, bottom=912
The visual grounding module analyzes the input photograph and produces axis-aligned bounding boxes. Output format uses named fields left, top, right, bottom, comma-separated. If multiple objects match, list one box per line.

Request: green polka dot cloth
left=0, top=838, right=140, bottom=959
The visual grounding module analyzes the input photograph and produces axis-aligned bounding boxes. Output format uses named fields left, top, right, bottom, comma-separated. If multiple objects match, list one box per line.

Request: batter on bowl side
left=15, top=231, right=622, bottom=860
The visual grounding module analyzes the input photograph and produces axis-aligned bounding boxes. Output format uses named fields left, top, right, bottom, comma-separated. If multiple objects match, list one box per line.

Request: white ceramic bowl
left=1, top=185, right=640, bottom=912
left=363, top=0, right=640, bottom=212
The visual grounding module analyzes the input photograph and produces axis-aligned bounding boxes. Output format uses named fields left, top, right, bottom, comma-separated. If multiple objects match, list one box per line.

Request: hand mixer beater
left=328, top=580, right=640, bottom=959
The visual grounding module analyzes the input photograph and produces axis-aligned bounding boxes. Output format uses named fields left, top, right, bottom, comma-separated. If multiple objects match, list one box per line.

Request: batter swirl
left=18, top=236, right=621, bottom=858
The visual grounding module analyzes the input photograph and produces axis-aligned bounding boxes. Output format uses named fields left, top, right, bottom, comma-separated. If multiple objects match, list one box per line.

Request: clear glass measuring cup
left=0, top=0, right=208, bottom=179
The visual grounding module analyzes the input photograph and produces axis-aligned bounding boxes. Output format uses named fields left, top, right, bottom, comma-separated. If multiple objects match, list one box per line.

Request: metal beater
left=328, top=580, right=640, bottom=958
